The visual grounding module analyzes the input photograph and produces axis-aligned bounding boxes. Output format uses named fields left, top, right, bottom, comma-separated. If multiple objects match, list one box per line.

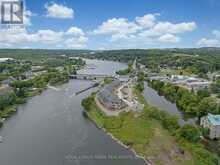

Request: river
left=143, top=82, right=197, bottom=125
left=0, top=59, right=145, bottom=165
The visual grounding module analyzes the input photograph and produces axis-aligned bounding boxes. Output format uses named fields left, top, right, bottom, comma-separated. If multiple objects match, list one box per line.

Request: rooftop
left=207, top=113, right=220, bottom=126
left=0, top=58, right=13, bottom=63
left=98, top=81, right=122, bottom=104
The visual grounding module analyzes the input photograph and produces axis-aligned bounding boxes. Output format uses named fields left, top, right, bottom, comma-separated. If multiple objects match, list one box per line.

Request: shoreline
left=0, top=80, right=70, bottom=129
left=84, top=109, right=152, bottom=165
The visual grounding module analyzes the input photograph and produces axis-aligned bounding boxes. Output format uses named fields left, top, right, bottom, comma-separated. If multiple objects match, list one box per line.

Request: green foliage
left=135, top=81, right=144, bottom=92
left=103, top=78, right=113, bottom=85
left=0, top=91, right=17, bottom=111
left=83, top=89, right=217, bottom=164
left=149, top=80, right=220, bottom=117
left=211, top=80, right=220, bottom=94
left=137, top=72, right=145, bottom=81
left=197, top=89, right=211, bottom=99
left=185, top=143, right=218, bottom=165
left=116, top=64, right=132, bottom=75
left=197, top=97, right=219, bottom=117
left=147, top=106, right=179, bottom=133
left=82, top=48, right=220, bottom=75
left=200, top=127, right=209, bottom=139
left=177, top=125, right=201, bottom=143
left=81, top=95, right=94, bottom=111
left=11, top=80, right=33, bottom=89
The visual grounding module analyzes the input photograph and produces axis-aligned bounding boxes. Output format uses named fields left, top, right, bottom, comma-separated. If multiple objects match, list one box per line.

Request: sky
left=0, top=0, right=220, bottom=49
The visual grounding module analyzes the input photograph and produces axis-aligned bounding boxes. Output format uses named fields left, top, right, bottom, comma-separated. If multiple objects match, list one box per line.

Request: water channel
left=0, top=59, right=146, bottom=165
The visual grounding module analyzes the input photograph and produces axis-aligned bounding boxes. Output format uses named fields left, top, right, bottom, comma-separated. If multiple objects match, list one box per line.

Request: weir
left=75, top=82, right=100, bottom=95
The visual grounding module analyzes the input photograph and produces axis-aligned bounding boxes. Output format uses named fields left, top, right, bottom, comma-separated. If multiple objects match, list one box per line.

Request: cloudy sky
left=0, top=0, right=220, bottom=49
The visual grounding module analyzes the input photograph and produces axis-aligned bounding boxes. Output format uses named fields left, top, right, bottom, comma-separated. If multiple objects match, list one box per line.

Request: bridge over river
left=69, top=73, right=114, bottom=80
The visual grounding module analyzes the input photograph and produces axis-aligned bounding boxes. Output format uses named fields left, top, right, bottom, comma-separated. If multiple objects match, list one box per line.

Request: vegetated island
left=81, top=77, right=217, bottom=165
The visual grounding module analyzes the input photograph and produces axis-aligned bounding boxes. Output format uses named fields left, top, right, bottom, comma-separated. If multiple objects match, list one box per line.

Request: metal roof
left=207, top=113, right=220, bottom=126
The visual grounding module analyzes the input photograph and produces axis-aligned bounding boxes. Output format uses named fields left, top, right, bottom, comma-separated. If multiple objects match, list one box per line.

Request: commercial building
left=97, top=81, right=126, bottom=111
left=201, top=113, right=220, bottom=139
left=149, top=74, right=212, bottom=91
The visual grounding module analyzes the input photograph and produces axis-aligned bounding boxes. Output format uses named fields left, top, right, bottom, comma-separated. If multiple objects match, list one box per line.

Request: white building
left=0, top=58, right=13, bottom=63
left=186, top=81, right=211, bottom=91
left=201, top=113, right=220, bottom=139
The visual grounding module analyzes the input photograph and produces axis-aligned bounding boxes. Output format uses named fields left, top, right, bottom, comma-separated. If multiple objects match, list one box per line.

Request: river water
left=143, top=82, right=197, bottom=125
left=0, top=59, right=146, bottom=165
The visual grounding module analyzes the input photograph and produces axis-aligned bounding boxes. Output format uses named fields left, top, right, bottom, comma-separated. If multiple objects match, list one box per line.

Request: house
left=200, top=113, right=220, bottom=139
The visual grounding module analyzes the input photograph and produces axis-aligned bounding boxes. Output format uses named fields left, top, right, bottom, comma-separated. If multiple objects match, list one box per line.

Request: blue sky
left=0, top=0, right=220, bottom=49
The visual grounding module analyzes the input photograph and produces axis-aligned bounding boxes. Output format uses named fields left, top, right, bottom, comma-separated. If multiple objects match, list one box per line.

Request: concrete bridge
left=69, top=74, right=114, bottom=80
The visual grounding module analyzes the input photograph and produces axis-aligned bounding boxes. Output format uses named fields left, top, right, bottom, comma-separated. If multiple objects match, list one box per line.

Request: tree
left=197, top=97, right=219, bottom=117
left=197, top=89, right=210, bottom=99
left=81, top=96, right=94, bottom=111
left=0, top=92, right=17, bottom=111
left=137, top=72, right=145, bottom=82
left=177, top=125, right=201, bottom=143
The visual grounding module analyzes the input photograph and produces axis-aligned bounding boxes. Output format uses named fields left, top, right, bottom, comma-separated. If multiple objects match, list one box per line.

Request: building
left=200, top=113, right=220, bottom=139
left=97, top=81, right=126, bottom=111
left=186, top=81, right=211, bottom=91
left=0, top=58, right=14, bottom=63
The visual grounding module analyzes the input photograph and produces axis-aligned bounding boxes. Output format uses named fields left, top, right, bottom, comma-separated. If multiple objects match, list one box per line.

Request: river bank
left=0, top=59, right=146, bottom=165
left=82, top=88, right=205, bottom=164
left=0, top=69, right=79, bottom=128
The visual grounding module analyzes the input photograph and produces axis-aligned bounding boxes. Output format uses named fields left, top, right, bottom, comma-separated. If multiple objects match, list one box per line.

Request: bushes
left=135, top=82, right=144, bottom=92
left=149, top=80, right=220, bottom=117
left=147, top=106, right=179, bottom=133
left=116, top=64, right=132, bottom=75
left=177, top=125, right=201, bottom=143
left=0, top=91, right=17, bottom=111
left=81, top=95, right=94, bottom=111
left=197, top=89, right=211, bottom=99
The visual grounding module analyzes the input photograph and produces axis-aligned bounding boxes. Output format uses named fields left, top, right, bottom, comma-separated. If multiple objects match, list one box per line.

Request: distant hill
left=0, top=49, right=91, bottom=59
left=0, top=47, right=220, bottom=60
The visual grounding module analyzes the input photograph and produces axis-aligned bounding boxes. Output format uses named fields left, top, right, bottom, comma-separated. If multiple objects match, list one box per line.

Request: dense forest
left=1, top=47, right=220, bottom=75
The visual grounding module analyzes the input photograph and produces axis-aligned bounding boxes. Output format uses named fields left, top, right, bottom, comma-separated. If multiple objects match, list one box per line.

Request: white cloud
left=213, top=30, right=220, bottom=39
left=66, top=27, right=85, bottom=36
left=140, top=21, right=197, bottom=37
left=45, top=3, right=74, bottom=19
left=135, top=14, right=157, bottom=28
left=23, top=10, right=33, bottom=26
left=92, top=14, right=196, bottom=45
left=34, top=30, right=63, bottom=44
left=93, top=18, right=140, bottom=41
left=65, top=36, right=88, bottom=48
left=158, top=34, right=180, bottom=43
left=197, top=38, right=219, bottom=47
left=197, top=29, right=220, bottom=47
left=0, top=26, right=88, bottom=48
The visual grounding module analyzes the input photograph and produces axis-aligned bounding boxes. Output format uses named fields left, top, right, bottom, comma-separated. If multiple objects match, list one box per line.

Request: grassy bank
left=82, top=88, right=218, bottom=164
